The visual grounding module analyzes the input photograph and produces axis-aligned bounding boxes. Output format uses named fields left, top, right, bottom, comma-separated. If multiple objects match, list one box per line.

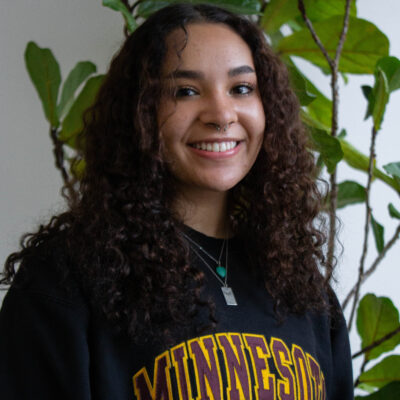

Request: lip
left=188, top=141, right=242, bottom=159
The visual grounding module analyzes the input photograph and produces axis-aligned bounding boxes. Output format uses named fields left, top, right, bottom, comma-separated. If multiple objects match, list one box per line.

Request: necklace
left=183, top=232, right=237, bottom=306
left=183, top=232, right=227, bottom=278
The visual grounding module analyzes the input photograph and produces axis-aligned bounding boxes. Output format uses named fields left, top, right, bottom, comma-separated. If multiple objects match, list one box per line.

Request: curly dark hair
left=2, top=3, right=333, bottom=341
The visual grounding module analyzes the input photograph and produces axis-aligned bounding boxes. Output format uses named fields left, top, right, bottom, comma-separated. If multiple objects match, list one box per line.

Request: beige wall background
left=1, top=0, right=400, bottom=370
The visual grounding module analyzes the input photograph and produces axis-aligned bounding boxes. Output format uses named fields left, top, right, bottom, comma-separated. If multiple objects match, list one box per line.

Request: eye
left=231, top=84, right=255, bottom=96
left=175, top=87, right=198, bottom=98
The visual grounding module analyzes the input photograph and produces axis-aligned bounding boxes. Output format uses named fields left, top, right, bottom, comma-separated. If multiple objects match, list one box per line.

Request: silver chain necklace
left=183, top=232, right=227, bottom=278
left=183, top=232, right=237, bottom=306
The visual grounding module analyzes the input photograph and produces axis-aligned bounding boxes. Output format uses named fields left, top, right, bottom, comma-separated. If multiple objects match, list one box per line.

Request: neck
left=172, top=186, right=230, bottom=238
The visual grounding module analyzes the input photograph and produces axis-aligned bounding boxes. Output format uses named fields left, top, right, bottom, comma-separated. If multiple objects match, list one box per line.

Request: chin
left=200, top=179, right=241, bottom=193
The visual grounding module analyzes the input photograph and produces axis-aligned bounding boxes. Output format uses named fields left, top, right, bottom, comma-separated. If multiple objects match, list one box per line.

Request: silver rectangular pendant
left=221, top=287, right=237, bottom=306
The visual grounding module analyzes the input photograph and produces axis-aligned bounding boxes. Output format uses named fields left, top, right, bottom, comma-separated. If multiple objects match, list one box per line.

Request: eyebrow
left=166, top=65, right=255, bottom=80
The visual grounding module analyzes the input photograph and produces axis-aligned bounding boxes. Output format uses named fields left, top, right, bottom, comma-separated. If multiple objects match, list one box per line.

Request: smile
left=189, top=141, right=239, bottom=153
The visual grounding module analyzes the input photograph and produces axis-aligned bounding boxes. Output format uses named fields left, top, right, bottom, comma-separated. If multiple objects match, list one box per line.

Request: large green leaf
left=261, top=0, right=297, bottom=35
left=286, top=58, right=332, bottom=129
left=69, top=157, right=86, bottom=180
left=337, top=180, right=366, bottom=208
left=388, top=203, right=400, bottom=219
left=57, top=61, right=97, bottom=119
left=136, top=0, right=169, bottom=17
left=261, top=0, right=357, bottom=35
left=359, top=355, right=400, bottom=389
left=364, top=58, right=400, bottom=122
left=305, top=91, right=332, bottom=130
left=309, top=128, right=343, bottom=173
left=59, top=75, right=105, bottom=148
left=372, top=68, right=389, bottom=131
left=362, top=85, right=374, bottom=120
left=103, top=0, right=137, bottom=32
left=299, top=0, right=357, bottom=23
left=383, top=162, right=400, bottom=189
left=301, top=110, right=330, bottom=132
left=355, top=382, right=400, bottom=399
left=278, top=17, right=389, bottom=74
left=24, top=41, right=61, bottom=127
left=339, top=140, right=400, bottom=192
left=356, top=294, right=400, bottom=361
left=384, top=162, right=400, bottom=180
left=376, top=56, right=400, bottom=93
left=137, top=0, right=260, bottom=18
left=371, top=215, right=385, bottom=254
left=287, top=65, right=317, bottom=105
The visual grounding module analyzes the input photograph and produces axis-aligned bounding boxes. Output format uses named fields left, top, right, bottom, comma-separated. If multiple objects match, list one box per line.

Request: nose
left=199, top=91, right=238, bottom=131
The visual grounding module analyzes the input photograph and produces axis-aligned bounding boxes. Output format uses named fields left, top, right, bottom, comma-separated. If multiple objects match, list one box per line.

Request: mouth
left=188, top=141, right=240, bottom=153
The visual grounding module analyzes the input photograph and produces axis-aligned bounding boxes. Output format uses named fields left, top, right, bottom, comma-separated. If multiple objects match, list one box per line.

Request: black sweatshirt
left=0, top=227, right=354, bottom=399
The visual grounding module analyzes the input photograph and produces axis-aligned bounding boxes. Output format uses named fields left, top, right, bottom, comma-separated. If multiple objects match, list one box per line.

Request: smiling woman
left=158, top=23, right=265, bottom=231
left=0, top=3, right=353, bottom=399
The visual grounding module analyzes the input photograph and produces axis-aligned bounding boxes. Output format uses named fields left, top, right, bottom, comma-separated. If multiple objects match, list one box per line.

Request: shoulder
left=7, top=231, right=87, bottom=311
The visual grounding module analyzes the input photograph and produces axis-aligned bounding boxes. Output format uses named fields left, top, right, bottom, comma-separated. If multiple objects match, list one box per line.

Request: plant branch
left=342, top=222, right=400, bottom=309
left=298, top=0, right=352, bottom=271
left=258, top=0, right=269, bottom=24
left=297, top=0, right=334, bottom=68
left=331, top=0, right=352, bottom=137
left=121, top=0, right=134, bottom=12
left=347, top=126, right=378, bottom=331
left=334, top=0, right=352, bottom=65
left=354, top=359, right=369, bottom=388
left=326, top=171, right=337, bottom=271
left=49, top=126, right=69, bottom=186
left=352, top=325, right=400, bottom=359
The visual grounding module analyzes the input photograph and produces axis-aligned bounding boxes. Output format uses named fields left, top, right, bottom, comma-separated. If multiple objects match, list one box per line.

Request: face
left=158, top=23, right=265, bottom=196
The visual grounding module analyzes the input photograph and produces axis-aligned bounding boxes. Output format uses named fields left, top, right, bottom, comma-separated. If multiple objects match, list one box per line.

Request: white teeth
left=192, top=141, right=238, bottom=152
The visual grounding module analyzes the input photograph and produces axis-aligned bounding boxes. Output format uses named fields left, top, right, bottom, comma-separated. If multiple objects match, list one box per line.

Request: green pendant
left=216, top=265, right=226, bottom=278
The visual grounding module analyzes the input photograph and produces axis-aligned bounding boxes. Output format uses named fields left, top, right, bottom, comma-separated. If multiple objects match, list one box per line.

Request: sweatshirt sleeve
left=329, top=303, right=355, bottom=399
left=0, top=287, right=91, bottom=400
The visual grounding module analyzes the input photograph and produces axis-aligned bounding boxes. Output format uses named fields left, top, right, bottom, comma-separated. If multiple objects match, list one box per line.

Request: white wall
left=1, top=0, right=400, bottom=377
left=0, top=0, right=123, bottom=290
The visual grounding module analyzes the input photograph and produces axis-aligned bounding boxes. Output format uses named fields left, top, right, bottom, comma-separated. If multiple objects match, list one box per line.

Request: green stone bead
left=216, top=265, right=226, bottom=278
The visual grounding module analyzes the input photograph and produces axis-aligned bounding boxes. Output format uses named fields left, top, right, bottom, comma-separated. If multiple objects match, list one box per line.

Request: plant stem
left=327, top=171, right=337, bottom=271
left=49, top=126, right=69, bottom=186
left=122, top=0, right=134, bottom=12
left=347, top=126, right=378, bottom=331
left=354, top=358, right=369, bottom=388
left=334, top=0, right=352, bottom=65
left=352, top=325, right=400, bottom=359
left=297, top=0, right=334, bottom=68
left=342, top=222, right=400, bottom=309
left=298, top=0, right=352, bottom=270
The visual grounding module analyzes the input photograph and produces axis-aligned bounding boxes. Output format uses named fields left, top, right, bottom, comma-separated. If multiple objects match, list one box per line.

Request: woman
left=0, top=3, right=353, bottom=399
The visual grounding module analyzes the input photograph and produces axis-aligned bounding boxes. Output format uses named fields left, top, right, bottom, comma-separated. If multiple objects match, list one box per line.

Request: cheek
left=241, top=102, right=266, bottom=140
left=158, top=106, right=190, bottom=143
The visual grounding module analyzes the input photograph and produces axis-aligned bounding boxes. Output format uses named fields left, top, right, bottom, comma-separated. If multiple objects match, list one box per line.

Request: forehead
left=162, top=23, right=255, bottom=73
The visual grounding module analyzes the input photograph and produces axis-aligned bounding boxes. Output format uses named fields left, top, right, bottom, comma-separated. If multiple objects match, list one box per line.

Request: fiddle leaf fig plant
left=24, top=41, right=104, bottom=189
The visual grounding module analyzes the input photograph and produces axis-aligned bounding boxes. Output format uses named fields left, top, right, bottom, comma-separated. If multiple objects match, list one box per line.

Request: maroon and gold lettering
left=131, top=333, right=328, bottom=400
left=243, top=334, right=276, bottom=400
left=188, top=335, right=223, bottom=400
left=321, top=376, right=326, bottom=400
left=216, top=333, right=252, bottom=400
left=292, top=345, right=312, bottom=400
left=171, top=343, right=192, bottom=400
left=270, top=338, right=296, bottom=400
left=133, top=351, right=173, bottom=400
left=307, top=354, right=325, bottom=400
